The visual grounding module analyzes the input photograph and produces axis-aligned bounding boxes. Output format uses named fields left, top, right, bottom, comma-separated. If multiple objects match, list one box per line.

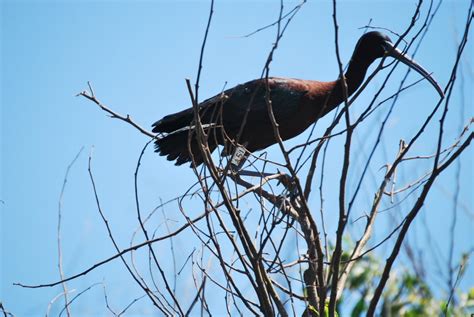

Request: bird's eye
left=381, top=41, right=393, bottom=54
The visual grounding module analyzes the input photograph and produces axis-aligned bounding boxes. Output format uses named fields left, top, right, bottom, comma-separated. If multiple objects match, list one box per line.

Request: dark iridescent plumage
left=152, top=32, right=443, bottom=166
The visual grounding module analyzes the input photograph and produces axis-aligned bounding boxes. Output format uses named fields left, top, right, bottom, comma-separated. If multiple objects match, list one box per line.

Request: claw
left=277, top=173, right=299, bottom=198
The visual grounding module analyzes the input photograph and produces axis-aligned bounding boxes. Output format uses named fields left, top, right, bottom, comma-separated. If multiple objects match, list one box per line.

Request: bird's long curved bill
left=386, top=44, right=444, bottom=98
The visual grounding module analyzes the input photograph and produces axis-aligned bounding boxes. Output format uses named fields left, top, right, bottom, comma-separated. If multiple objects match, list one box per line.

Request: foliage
left=339, top=251, right=474, bottom=316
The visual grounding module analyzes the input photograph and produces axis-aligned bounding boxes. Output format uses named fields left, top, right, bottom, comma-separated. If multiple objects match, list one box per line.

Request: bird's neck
left=339, top=57, right=372, bottom=98
left=308, top=57, right=375, bottom=120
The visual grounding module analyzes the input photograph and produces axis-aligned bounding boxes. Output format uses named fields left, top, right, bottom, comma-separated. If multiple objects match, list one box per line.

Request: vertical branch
left=336, top=0, right=439, bottom=299
left=160, top=199, right=178, bottom=302
left=327, top=1, right=351, bottom=315
left=134, top=139, right=185, bottom=316
left=445, top=47, right=467, bottom=310
left=87, top=148, right=170, bottom=314
left=194, top=0, right=214, bottom=104
left=57, top=147, right=83, bottom=317
left=260, top=1, right=327, bottom=314
left=186, top=2, right=287, bottom=315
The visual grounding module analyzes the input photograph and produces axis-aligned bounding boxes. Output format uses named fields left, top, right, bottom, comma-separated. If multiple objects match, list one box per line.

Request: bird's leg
left=229, top=144, right=275, bottom=177
left=229, top=144, right=298, bottom=195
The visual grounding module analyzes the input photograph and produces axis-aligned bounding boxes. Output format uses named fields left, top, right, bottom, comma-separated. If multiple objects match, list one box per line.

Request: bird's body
left=152, top=78, right=341, bottom=165
left=152, top=32, right=443, bottom=166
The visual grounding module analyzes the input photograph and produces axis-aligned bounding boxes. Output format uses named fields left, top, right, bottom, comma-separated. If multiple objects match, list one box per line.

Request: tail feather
left=153, top=98, right=225, bottom=134
left=154, top=130, right=217, bottom=166
left=152, top=108, right=195, bottom=134
left=153, top=101, right=228, bottom=165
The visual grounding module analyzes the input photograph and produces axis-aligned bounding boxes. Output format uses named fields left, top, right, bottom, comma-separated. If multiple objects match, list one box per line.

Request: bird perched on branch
left=152, top=31, right=443, bottom=166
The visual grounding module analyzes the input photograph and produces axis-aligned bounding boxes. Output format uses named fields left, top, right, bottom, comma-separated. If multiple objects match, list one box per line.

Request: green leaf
left=350, top=298, right=366, bottom=317
left=468, top=287, right=474, bottom=300
left=324, top=302, right=339, bottom=317
left=403, top=304, right=424, bottom=316
left=341, top=251, right=351, bottom=262
left=402, top=273, right=418, bottom=291
left=308, top=305, right=319, bottom=316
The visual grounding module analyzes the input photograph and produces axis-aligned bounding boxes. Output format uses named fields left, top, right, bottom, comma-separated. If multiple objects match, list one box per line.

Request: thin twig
left=57, top=146, right=83, bottom=317
left=77, top=83, right=155, bottom=138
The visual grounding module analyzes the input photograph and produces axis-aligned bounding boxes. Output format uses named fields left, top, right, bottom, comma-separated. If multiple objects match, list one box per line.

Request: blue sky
left=2, top=0, right=473, bottom=315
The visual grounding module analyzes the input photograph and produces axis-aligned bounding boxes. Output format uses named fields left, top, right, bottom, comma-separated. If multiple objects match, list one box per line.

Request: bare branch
left=77, top=82, right=155, bottom=138
left=57, top=146, right=83, bottom=317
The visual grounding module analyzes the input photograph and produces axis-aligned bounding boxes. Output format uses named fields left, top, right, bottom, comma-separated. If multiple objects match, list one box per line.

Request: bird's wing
left=152, top=78, right=307, bottom=134
left=219, top=78, right=308, bottom=129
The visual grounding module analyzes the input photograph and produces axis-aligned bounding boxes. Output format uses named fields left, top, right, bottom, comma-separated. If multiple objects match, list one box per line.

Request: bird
left=152, top=31, right=444, bottom=167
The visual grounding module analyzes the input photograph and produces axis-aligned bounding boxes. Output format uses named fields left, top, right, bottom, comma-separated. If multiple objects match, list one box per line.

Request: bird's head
left=352, top=31, right=444, bottom=97
left=354, top=31, right=393, bottom=62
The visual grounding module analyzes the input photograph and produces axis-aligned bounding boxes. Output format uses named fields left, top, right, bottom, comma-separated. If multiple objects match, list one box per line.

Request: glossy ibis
left=152, top=31, right=443, bottom=166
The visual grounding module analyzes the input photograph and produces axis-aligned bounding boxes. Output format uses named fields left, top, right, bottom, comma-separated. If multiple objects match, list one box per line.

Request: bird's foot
left=277, top=173, right=299, bottom=198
